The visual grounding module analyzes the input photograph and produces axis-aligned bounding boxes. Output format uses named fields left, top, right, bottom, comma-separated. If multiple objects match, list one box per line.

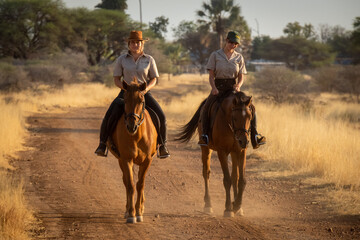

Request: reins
left=124, top=92, right=146, bottom=128
left=219, top=97, right=252, bottom=139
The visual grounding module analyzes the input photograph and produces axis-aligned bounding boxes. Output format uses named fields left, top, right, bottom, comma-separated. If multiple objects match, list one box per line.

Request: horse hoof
left=236, top=208, right=244, bottom=216
left=126, top=217, right=137, bottom=224
left=203, top=207, right=213, bottom=214
left=223, top=211, right=234, bottom=218
left=136, top=215, right=143, bottom=222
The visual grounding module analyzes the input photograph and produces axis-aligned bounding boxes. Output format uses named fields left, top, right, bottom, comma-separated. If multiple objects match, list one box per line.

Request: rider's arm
left=145, top=77, right=157, bottom=93
left=234, top=72, right=245, bottom=92
left=114, top=76, right=123, bottom=89
left=209, top=69, right=219, bottom=95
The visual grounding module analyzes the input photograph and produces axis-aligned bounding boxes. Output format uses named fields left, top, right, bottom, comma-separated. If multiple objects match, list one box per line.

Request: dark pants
left=99, top=90, right=167, bottom=145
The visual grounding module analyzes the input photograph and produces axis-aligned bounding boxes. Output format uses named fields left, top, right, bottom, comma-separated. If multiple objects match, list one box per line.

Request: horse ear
left=122, top=80, right=128, bottom=90
left=245, top=96, right=252, bottom=106
left=139, top=81, right=147, bottom=92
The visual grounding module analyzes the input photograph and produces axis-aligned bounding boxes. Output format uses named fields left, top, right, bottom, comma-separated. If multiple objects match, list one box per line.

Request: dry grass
left=0, top=83, right=118, bottom=239
left=1, top=74, right=359, bottom=238
left=0, top=174, right=37, bottom=240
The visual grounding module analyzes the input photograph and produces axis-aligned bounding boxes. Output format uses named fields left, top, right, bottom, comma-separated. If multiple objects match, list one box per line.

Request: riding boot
left=250, top=112, right=266, bottom=149
left=158, top=121, right=170, bottom=159
left=95, top=117, right=108, bottom=157
left=95, top=95, right=124, bottom=157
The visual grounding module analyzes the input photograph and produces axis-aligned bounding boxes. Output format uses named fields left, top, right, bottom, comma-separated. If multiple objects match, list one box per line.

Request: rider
left=95, top=30, right=170, bottom=158
left=198, top=30, right=266, bottom=149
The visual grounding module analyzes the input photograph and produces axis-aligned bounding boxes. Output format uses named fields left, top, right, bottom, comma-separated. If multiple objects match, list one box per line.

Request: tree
left=350, top=17, right=360, bottom=64
left=0, top=0, right=67, bottom=59
left=174, top=21, right=216, bottom=73
left=95, top=0, right=127, bottom=11
left=283, top=22, right=316, bottom=39
left=197, top=0, right=247, bottom=48
left=268, top=37, right=335, bottom=70
left=66, top=8, right=130, bottom=65
left=283, top=22, right=302, bottom=37
left=250, top=35, right=272, bottom=60
left=149, top=16, right=169, bottom=40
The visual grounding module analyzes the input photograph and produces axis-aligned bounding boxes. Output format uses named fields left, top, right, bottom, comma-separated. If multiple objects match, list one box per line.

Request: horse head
left=123, top=78, right=147, bottom=135
left=231, top=92, right=253, bottom=149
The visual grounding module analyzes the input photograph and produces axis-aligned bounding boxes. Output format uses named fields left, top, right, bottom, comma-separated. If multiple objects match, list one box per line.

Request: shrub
left=0, top=62, right=28, bottom=91
left=252, top=67, right=312, bottom=103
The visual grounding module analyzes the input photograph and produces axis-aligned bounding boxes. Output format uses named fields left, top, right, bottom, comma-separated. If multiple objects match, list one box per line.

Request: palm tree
left=197, top=0, right=241, bottom=48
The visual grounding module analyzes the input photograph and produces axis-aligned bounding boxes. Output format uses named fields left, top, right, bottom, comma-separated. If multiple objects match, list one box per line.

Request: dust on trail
left=15, top=106, right=359, bottom=239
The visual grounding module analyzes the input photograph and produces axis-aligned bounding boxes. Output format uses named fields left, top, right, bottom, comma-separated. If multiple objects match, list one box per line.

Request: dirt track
left=15, top=99, right=360, bottom=239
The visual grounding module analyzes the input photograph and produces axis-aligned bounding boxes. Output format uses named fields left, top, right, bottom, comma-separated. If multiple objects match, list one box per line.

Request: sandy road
left=15, top=103, right=359, bottom=239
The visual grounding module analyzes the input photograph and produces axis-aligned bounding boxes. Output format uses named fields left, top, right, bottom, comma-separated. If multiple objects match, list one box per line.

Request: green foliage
left=250, top=35, right=272, bottom=60
left=264, top=37, right=335, bottom=70
left=197, top=0, right=250, bottom=49
left=149, top=16, right=169, bottom=40
left=174, top=21, right=216, bottom=73
left=95, top=0, right=127, bottom=11
left=350, top=17, right=360, bottom=64
left=65, top=8, right=130, bottom=65
left=283, top=22, right=316, bottom=40
left=0, top=0, right=67, bottom=59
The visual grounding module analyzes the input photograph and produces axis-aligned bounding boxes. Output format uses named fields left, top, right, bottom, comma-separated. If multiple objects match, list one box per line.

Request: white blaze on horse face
left=242, top=109, right=246, bottom=117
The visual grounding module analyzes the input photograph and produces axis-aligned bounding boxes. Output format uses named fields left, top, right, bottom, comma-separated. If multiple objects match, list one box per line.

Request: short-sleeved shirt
left=113, top=52, right=159, bottom=84
left=206, top=49, right=247, bottom=79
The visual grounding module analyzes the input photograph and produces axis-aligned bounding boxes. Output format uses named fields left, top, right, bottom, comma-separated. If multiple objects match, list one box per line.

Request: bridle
left=221, top=104, right=252, bottom=140
left=229, top=106, right=251, bottom=139
left=124, top=92, right=145, bottom=128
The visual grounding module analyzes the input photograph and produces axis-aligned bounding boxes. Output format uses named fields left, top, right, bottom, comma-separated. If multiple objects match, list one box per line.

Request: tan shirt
left=206, top=49, right=247, bottom=79
left=113, top=52, right=159, bottom=84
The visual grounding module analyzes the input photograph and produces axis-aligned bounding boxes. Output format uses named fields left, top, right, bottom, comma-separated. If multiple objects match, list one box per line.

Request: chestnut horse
left=107, top=79, right=157, bottom=223
left=176, top=91, right=253, bottom=217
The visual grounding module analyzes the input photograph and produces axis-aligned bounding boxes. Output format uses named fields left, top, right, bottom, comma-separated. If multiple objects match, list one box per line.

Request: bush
left=0, top=62, right=28, bottom=91
left=252, top=66, right=312, bottom=103
left=25, top=64, right=72, bottom=87
left=312, top=65, right=360, bottom=102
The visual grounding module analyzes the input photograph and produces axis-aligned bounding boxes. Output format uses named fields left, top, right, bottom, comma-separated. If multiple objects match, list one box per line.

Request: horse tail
left=174, top=99, right=206, bottom=143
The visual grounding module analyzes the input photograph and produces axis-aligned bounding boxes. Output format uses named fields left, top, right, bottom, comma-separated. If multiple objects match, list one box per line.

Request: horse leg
left=119, top=159, right=136, bottom=223
left=232, top=151, right=247, bottom=216
left=135, top=158, right=151, bottom=222
left=201, top=146, right=213, bottom=214
left=119, top=162, right=130, bottom=219
left=217, top=151, right=233, bottom=217
left=230, top=153, right=239, bottom=199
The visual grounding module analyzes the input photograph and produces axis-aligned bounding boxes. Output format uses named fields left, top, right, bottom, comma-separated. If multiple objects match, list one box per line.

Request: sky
left=63, top=0, right=360, bottom=41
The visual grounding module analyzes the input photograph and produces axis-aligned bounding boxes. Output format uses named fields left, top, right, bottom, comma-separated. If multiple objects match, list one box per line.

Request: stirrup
left=157, top=145, right=170, bottom=159
left=256, top=134, right=266, bottom=145
left=198, top=134, right=209, bottom=146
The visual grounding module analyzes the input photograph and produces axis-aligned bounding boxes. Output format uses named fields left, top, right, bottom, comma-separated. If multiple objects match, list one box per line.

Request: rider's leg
left=95, top=92, right=124, bottom=157
left=144, top=92, right=170, bottom=159
left=250, top=111, right=266, bottom=149
left=198, top=94, right=216, bottom=146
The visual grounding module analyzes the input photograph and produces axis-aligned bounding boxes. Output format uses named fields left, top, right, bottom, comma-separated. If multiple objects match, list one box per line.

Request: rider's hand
left=233, top=84, right=241, bottom=92
left=211, top=88, right=219, bottom=95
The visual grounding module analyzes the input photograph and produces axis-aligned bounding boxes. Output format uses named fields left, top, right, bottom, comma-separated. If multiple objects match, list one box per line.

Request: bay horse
left=107, top=78, right=158, bottom=223
left=176, top=91, right=253, bottom=217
